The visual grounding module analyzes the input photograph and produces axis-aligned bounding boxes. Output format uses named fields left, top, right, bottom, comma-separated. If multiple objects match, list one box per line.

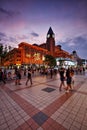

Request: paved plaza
left=0, top=72, right=87, bottom=130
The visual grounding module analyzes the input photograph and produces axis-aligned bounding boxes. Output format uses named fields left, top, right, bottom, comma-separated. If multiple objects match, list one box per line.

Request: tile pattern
left=15, top=83, right=64, bottom=110
left=0, top=89, right=30, bottom=130
left=0, top=73, right=87, bottom=130
left=42, top=87, right=56, bottom=93
left=32, top=112, right=48, bottom=126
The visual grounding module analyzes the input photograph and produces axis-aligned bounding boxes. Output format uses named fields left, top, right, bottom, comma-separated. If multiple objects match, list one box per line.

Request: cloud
left=16, top=35, right=29, bottom=40
left=9, top=37, right=17, bottom=43
left=0, top=7, right=10, bottom=15
left=30, top=32, right=39, bottom=37
left=0, top=32, right=7, bottom=44
left=0, top=32, right=6, bottom=38
left=0, top=7, right=21, bottom=24
left=73, top=36, right=87, bottom=47
left=0, top=32, right=18, bottom=46
left=0, top=7, right=20, bottom=17
left=56, top=38, right=75, bottom=48
left=57, top=35, right=87, bottom=47
left=56, top=35, right=87, bottom=58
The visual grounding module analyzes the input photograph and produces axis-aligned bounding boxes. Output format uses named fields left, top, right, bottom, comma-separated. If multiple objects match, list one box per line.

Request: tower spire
left=47, top=27, right=54, bottom=35
left=46, top=27, right=55, bottom=56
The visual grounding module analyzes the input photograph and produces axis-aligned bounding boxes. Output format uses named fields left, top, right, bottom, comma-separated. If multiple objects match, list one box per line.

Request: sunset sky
left=0, top=0, right=87, bottom=59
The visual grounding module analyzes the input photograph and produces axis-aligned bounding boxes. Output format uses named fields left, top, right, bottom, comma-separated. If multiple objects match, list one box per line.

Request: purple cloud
left=16, top=35, right=29, bottom=40
left=0, top=7, right=20, bottom=17
left=56, top=35, right=87, bottom=58
left=0, top=32, right=6, bottom=37
left=31, top=32, right=39, bottom=37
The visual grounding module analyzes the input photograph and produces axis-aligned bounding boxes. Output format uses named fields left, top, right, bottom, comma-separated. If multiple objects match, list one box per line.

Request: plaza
left=0, top=0, right=87, bottom=129
left=0, top=71, right=87, bottom=130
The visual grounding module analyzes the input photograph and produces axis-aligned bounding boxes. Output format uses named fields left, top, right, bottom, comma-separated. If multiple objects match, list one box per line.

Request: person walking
left=17, top=69, right=22, bottom=85
left=59, top=67, right=65, bottom=91
left=70, top=68, right=75, bottom=89
left=0, top=69, right=6, bottom=84
left=24, top=68, right=26, bottom=76
left=50, top=68, right=53, bottom=78
left=15, top=69, right=22, bottom=85
left=26, top=69, right=32, bottom=86
left=65, top=68, right=72, bottom=93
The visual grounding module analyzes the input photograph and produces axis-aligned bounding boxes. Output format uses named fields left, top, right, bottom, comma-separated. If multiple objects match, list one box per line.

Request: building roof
left=19, top=42, right=49, bottom=52
left=47, top=27, right=54, bottom=35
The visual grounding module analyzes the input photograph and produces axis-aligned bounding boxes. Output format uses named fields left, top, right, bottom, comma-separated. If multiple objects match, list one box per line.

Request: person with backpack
left=26, top=69, right=32, bottom=86
left=65, top=68, right=72, bottom=93
left=59, top=67, right=66, bottom=91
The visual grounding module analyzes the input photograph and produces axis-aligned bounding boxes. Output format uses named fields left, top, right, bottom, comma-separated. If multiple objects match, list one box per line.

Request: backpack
left=28, top=72, right=31, bottom=78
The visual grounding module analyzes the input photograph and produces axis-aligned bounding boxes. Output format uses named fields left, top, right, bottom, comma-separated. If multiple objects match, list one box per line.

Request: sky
left=0, top=0, right=87, bottom=59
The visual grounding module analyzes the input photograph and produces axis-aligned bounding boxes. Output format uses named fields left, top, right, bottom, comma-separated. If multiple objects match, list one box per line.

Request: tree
left=8, top=45, right=12, bottom=52
left=0, top=43, right=3, bottom=56
left=0, top=43, right=8, bottom=66
left=0, top=43, right=3, bottom=66
left=44, top=54, right=56, bottom=67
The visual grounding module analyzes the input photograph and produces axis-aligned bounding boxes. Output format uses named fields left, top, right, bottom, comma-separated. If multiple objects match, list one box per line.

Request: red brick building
left=3, top=27, right=72, bottom=67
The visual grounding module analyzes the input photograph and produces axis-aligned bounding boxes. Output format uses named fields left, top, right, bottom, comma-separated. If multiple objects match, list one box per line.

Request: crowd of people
left=0, top=66, right=86, bottom=92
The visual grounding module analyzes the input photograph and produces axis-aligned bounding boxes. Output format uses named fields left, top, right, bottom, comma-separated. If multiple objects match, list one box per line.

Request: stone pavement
left=0, top=72, right=87, bottom=130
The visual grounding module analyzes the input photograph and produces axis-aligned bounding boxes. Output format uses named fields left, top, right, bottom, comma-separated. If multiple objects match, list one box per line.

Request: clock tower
left=46, top=27, right=55, bottom=56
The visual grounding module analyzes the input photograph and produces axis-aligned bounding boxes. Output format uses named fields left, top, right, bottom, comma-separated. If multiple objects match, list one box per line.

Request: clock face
left=47, top=34, right=55, bottom=38
left=47, top=34, right=50, bottom=38
left=52, top=34, right=55, bottom=38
